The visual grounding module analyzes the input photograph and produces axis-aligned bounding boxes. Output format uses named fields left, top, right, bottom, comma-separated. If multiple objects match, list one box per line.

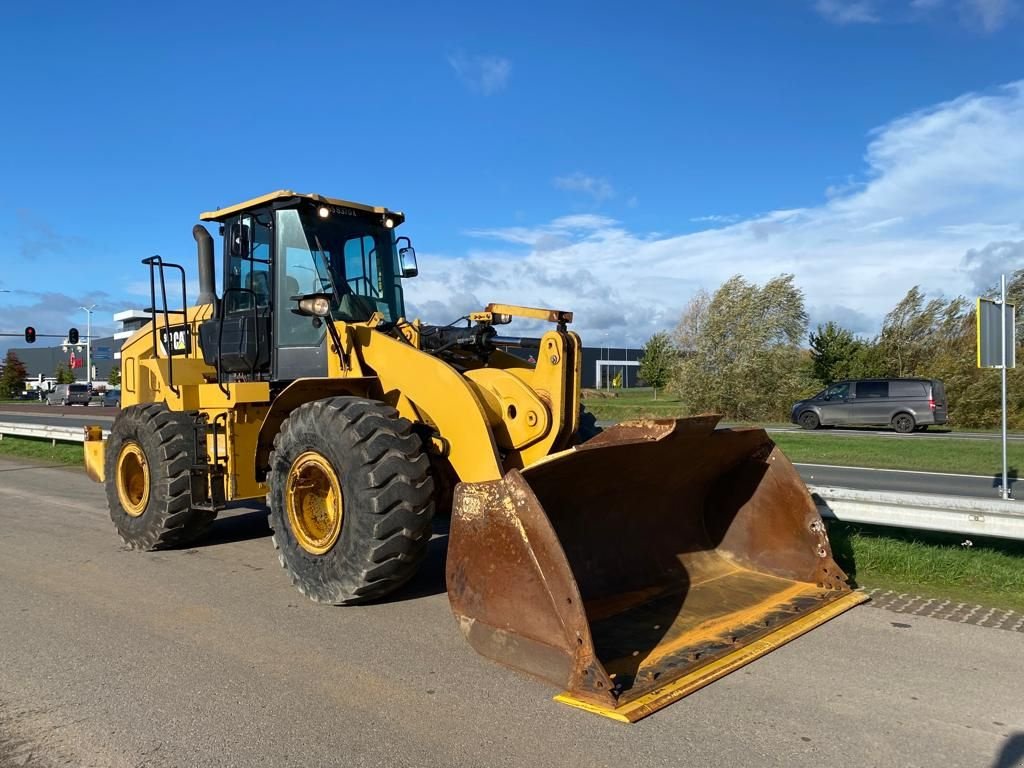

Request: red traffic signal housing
left=24, top=326, right=36, bottom=344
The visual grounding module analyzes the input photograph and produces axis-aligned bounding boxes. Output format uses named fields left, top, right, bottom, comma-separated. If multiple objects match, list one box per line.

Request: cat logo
left=159, top=325, right=193, bottom=357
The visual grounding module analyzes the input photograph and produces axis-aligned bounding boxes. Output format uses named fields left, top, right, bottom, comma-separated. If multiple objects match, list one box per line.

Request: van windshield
left=69, top=385, right=88, bottom=392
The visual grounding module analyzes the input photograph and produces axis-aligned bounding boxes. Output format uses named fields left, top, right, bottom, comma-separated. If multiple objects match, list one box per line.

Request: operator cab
left=196, top=190, right=417, bottom=382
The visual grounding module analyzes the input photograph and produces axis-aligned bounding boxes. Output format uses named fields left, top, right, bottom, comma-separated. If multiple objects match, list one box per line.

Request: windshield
left=276, top=209, right=403, bottom=320
left=275, top=208, right=406, bottom=348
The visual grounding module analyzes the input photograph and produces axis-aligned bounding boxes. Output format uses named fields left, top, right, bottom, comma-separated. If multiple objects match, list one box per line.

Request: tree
left=55, top=363, right=75, bottom=384
left=878, top=286, right=947, bottom=377
left=671, top=274, right=810, bottom=421
left=637, top=332, right=675, bottom=398
left=0, top=351, right=28, bottom=398
left=108, top=367, right=121, bottom=386
left=808, top=322, right=861, bottom=385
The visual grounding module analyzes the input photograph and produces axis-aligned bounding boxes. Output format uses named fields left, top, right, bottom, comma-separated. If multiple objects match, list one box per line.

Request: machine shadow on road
left=189, top=506, right=273, bottom=548
left=990, top=468, right=1018, bottom=493
left=992, top=732, right=1024, bottom=768
left=380, top=516, right=450, bottom=602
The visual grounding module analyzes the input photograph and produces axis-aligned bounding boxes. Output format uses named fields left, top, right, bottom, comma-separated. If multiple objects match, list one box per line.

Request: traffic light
left=68, top=327, right=79, bottom=344
left=24, top=326, right=36, bottom=344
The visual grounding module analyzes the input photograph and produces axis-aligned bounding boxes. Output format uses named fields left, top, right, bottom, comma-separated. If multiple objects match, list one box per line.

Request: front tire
left=267, top=397, right=435, bottom=604
left=104, top=404, right=216, bottom=549
left=798, top=411, right=820, bottom=430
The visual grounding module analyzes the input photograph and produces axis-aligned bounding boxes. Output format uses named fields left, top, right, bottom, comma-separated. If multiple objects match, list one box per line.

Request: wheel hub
left=116, top=442, right=150, bottom=517
left=286, top=451, right=344, bottom=555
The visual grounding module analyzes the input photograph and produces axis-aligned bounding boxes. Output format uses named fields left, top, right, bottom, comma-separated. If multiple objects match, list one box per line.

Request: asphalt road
left=795, top=463, right=1014, bottom=499
left=4, top=406, right=1023, bottom=441
left=1, top=459, right=1022, bottom=767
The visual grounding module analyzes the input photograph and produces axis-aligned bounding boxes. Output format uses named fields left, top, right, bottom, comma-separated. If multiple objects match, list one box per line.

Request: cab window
left=225, top=214, right=272, bottom=313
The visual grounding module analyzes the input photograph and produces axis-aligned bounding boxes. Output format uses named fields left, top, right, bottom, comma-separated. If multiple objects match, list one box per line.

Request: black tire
left=574, top=406, right=604, bottom=444
left=105, top=404, right=216, bottom=550
left=798, top=411, right=820, bottom=430
left=267, top=397, right=435, bottom=604
left=892, top=412, right=916, bottom=434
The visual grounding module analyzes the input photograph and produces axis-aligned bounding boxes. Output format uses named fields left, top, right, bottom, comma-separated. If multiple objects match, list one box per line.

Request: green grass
left=0, top=436, right=84, bottom=465
left=771, top=431, right=1022, bottom=475
left=827, top=521, right=1024, bottom=613
left=583, top=389, right=690, bottom=420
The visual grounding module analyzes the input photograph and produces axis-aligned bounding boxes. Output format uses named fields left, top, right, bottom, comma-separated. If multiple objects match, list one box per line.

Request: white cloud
left=814, top=0, right=879, bottom=24
left=963, top=0, right=1017, bottom=31
left=405, top=82, right=1024, bottom=347
left=447, top=52, right=511, bottom=95
left=822, top=0, right=1017, bottom=30
left=552, top=172, right=615, bottom=202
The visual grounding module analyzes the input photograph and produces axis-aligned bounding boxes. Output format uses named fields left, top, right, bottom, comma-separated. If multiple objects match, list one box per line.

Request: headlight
left=298, top=296, right=331, bottom=317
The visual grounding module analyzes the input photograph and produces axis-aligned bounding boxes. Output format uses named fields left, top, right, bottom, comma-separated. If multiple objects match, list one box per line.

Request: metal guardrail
left=0, top=421, right=109, bottom=445
left=810, top=485, right=1024, bottom=541
left=2, top=418, right=1022, bottom=541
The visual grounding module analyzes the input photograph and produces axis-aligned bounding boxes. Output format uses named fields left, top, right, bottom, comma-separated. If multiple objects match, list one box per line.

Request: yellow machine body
left=84, top=190, right=863, bottom=722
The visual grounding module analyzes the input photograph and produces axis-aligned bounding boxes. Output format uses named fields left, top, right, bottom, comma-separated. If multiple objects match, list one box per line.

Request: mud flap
left=446, top=416, right=866, bottom=722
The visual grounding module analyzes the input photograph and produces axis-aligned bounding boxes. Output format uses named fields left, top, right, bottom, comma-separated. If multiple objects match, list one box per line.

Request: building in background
left=501, top=345, right=643, bottom=389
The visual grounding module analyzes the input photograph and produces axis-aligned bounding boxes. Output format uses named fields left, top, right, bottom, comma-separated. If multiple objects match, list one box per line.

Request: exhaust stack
left=193, top=224, right=217, bottom=306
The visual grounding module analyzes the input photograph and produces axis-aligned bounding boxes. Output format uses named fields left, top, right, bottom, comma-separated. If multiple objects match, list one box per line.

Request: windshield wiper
left=312, top=234, right=344, bottom=307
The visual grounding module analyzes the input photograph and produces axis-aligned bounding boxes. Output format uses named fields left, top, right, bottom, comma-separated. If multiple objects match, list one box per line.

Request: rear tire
left=105, top=404, right=217, bottom=550
left=892, top=413, right=916, bottom=434
left=798, top=411, right=820, bottom=430
left=267, top=397, right=435, bottom=604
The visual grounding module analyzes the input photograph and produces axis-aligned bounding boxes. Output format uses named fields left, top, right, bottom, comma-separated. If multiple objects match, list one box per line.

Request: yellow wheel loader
left=84, top=190, right=865, bottom=722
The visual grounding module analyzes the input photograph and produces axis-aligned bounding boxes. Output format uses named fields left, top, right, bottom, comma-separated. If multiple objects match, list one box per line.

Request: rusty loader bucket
left=447, top=416, right=866, bottom=722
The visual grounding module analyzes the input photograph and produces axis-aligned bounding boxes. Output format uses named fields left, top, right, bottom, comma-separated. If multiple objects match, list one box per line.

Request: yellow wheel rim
left=286, top=451, right=344, bottom=555
left=116, top=442, right=150, bottom=518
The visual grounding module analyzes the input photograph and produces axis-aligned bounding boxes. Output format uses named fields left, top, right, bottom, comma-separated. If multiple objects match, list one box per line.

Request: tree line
left=636, top=272, right=1024, bottom=428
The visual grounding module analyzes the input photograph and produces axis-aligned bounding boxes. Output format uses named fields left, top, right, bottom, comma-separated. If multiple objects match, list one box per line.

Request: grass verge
left=827, top=521, right=1024, bottom=613
left=771, top=432, right=1023, bottom=475
left=0, top=436, right=84, bottom=466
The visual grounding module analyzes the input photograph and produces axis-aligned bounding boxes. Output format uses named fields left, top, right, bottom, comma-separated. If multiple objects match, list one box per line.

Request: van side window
left=855, top=381, right=889, bottom=398
left=889, top=380, right=926, bottom=397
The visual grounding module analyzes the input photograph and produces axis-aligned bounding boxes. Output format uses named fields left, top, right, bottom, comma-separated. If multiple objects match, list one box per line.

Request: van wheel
left=892, top=413, right=916, bottom=434
left=798, top=411, right=820, bottom=430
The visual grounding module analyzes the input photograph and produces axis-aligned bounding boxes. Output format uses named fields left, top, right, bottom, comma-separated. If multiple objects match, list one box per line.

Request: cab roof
left=198, top=190, right=405, bottom=225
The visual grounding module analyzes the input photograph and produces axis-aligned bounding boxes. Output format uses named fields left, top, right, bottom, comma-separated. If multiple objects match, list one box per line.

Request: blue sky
left=1, top=0, right=1022, bottom=349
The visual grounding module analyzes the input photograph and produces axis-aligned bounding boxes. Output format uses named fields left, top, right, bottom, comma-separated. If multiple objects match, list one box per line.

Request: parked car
left=791, top=378, right=948, bottom=433
left=46, top=383, right=92, bottom=406
left=103, top=388, right=121, bottom=408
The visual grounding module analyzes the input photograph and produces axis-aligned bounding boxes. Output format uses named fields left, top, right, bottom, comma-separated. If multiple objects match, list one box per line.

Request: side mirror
left=396, top=236, right=418, bottom=278
left=229, top=222, right=251, bottom=257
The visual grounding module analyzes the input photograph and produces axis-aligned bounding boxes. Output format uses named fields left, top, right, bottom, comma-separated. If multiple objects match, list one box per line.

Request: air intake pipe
left=193, top=224, right=217, bottom=307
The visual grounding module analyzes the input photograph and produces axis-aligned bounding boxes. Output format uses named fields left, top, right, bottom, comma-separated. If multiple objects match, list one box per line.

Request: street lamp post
left=80, top=304, right=96, bottom=385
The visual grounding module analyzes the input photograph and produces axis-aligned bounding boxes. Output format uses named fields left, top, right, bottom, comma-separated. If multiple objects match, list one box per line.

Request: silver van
left=46, top=383, right=92, bottom=406
left=791, top=378, right=948, bottom=433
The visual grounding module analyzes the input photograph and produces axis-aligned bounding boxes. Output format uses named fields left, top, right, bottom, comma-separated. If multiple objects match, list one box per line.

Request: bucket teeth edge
left=553, top=590, right=869, bottom=723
